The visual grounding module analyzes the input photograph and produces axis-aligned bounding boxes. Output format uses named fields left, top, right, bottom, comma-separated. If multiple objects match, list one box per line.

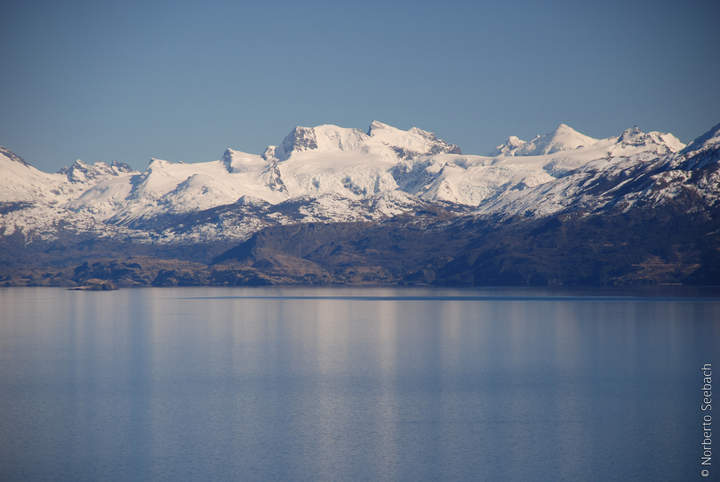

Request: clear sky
left=1, top=0, right=719, bottom=171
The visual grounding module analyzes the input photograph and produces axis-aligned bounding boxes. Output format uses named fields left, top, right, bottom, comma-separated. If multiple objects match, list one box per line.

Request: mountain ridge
left=1, top=119, right=719, bottom=287
left=0, top=120, right=700, bottom=244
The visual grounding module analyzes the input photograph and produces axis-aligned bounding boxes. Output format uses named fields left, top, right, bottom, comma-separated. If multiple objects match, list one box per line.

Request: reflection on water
left=0, top=287, right=719, bottom=481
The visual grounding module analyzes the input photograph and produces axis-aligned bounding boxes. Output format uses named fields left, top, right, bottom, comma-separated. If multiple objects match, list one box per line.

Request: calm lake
left=1, top=287, right=718, bottom=481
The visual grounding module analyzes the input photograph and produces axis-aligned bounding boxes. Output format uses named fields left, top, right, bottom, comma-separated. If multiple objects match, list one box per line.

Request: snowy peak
left=680, top=122, right=720, bottom=156
left=0, top=146, right=31, bottom=167
left=0, top=146, right=63, bottom=204
left=147, top=157, right=170, bottom=169
left=494, top=123, right=685, bottom=157
left=669, top=122, right=720, bottom=171
left=222, top=148, right=267, bottom=173
left=367, top=120, right=461, bottom=157
left=275, top=124, right=370, bottom=160
left=493, top=136, right=526, bottom=156
left=617, top=126, right=644, bottom=144
left=494, top=123, right=598, bottom=156
left=58, top=159, right=133, bottom=183
left=272, top=121, right=461, bottom=161
left=367, top=120, right=393, bottom=134
left=262, top=146, right=278, bottom=162
left=615, top=126, right=684, bottom=152
left=278, top=126, right=319, bottom=159
left=537, top=123, right=599, bottom=154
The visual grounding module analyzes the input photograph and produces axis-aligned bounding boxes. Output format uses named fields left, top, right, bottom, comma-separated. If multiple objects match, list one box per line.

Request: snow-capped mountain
left=2, top=120, right=717, bottom=246
left=492, top=123, right=602, bottom=156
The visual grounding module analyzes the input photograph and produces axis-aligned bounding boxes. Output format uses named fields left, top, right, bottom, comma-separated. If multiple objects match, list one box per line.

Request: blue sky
left=1, top=0, right=718, bottom=171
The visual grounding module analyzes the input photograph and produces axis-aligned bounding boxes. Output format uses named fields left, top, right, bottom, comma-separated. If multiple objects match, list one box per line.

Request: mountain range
left=1, top=119, right=719, bottom=287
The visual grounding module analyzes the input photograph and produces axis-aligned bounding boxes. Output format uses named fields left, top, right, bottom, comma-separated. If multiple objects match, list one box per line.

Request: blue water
left=0, top=287, right=718, bottom=481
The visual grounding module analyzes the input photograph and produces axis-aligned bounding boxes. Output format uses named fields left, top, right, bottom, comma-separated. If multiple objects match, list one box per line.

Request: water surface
left=0, top=287, right=718, bottom=481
